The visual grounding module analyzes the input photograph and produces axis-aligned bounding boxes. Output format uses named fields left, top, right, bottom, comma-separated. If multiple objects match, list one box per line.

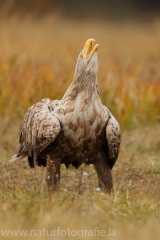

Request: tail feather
left=9, top=153, right=28, bottom=163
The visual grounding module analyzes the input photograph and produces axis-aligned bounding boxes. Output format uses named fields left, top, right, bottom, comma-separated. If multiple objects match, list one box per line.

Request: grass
left=0, top=11, right=160, bottom=239
left=0, top=15, right=160, bottom=128
left=0, top=118, right=160, bottom=239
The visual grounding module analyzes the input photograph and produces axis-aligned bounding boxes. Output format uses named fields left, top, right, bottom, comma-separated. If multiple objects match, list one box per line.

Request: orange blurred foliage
left=0, top=15, right=160, bottom=129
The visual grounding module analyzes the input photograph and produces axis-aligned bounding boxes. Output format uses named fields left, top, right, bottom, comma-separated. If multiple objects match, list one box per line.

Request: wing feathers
left=105, top=113, right=121, bottom=169
left=18, top=100, right=61, bottom=157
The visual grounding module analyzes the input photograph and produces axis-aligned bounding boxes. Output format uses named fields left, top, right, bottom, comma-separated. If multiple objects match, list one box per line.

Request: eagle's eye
left=79, top=54, right=84, bottom=60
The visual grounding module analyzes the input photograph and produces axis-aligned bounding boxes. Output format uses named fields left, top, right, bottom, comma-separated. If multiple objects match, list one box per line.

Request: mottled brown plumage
left=10, top=39, right=121, bottom=193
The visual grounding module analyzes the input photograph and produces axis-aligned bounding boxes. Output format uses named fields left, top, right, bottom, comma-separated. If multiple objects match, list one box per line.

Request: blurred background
left=0, top=2, right=160, bottom=238
left=0, top=0, right=160, bottom=129
left=1, top=0, right=160, bottom=20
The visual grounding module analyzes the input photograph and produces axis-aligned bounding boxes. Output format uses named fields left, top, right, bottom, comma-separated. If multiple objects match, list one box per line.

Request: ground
left=0, top=118, right=160, bottom=239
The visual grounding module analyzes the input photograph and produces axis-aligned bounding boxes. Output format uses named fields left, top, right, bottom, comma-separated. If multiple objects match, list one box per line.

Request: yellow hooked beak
left=83, top=38, right=99, bottom=59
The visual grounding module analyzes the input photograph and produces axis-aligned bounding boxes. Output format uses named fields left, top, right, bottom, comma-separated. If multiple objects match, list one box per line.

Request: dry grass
left=0, top=118, right=160, bottom=239
left=0, top=15, right=160, bottom=128
left=0, top=12, right=160, bottom=239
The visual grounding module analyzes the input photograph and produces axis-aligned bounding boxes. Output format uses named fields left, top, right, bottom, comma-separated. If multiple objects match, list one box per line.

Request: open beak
left=83, top=38, right=99, bottom=59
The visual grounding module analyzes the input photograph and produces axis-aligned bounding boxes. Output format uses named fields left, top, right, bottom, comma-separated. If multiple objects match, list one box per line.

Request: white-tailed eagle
left=10, top=39, right=121, bottom=193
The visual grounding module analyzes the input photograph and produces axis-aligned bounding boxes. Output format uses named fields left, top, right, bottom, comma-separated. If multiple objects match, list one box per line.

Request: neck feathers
left=63, top=73, right=100, bottom=101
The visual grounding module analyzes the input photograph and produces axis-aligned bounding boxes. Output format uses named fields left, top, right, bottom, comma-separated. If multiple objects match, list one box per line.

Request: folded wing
left=17, top=99, right=61, bottom=157
left=105, top=112, right=121, bottom=169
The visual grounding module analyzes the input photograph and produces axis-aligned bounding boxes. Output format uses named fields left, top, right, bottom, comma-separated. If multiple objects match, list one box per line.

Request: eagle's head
left=63, top=39, right=99, bottom=99
left=74, top=38, right=99, bottom=80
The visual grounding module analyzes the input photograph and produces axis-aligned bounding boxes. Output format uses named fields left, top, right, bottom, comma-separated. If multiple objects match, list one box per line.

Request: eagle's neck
left=62, top=74, right=100, bottom=102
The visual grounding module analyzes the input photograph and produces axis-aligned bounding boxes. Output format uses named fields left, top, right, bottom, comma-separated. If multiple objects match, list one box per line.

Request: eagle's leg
left=94, top=152, right=113, bottom=193
left=46, top=154, right=61, bottom=193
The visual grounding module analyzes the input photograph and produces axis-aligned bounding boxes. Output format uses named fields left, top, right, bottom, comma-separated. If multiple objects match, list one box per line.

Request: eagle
left=10, top=39, right=121, bottom=193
